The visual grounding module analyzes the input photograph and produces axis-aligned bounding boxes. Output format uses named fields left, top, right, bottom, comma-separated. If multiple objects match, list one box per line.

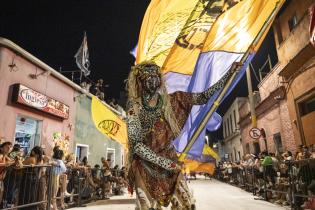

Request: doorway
left=76, top=144, right=89, bottom=163
left=106, top=148, right=115, bottom=168
left=14, top=115, right=42, bottom=155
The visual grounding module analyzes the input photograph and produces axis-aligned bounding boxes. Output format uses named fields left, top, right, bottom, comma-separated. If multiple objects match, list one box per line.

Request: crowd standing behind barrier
left=0, top=142, right=128, bottom=210
left=215, top=145, right=315, bottom=210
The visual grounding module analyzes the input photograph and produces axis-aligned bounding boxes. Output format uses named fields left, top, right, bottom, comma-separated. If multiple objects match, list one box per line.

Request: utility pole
left=246, top=66, right=257, bottom=128
left=246, top=66, right=268, bottom=152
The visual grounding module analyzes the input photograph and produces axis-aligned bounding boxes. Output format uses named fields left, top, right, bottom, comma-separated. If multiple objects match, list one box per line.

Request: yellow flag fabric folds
left=162, top=0, right=227, bottom=75
left=136, top=0, right=200, bottom=66
left=203, top=0, right=285, bottom=53
left=163, top=0, right=285, bottom=76
left=203, top=144, right=220, bottom=160
left=91, top=96, right=128, bottom=148
left=184, top=159, right=215, bottom=175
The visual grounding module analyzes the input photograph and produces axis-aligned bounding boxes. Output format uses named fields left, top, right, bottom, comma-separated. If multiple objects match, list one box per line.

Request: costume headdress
left=131, top=61, right=161, bottom=81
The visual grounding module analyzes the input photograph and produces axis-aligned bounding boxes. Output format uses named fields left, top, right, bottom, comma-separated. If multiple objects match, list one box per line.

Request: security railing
left=0, top=165, right=126, bottom=210
left=217, top=158, right=315, bottom=210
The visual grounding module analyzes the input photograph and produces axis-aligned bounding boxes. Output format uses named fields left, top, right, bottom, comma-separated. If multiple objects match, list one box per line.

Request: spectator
left=18, top=146, right=44, bottom=210
left=0, top=142, right=13, bottom=205
left=112, top=165, right=119, bottom=177
left=81, top=156, right=88, bottom=167
left=102, top=169, right=112, bottom=199
left=9, top=144, right=23, bottom=161
left=261, top=151, right=276, bottom=186
left=51, top=149, right=67, bottom=210
left=310, top=145, right=315, bottom=159
left=94, top=79, right=106, bottom=100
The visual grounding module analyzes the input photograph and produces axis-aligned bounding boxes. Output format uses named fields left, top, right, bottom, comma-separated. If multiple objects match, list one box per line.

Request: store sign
left=12, top=84, right=69, bottom=119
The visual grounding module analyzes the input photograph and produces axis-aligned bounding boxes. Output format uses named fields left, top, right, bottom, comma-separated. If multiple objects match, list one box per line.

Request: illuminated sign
left=12, top=84, right=69, bottom=119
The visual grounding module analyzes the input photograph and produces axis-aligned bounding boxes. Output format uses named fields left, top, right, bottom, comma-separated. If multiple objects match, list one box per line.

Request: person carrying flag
left=126, top=61, right=234, bottom=210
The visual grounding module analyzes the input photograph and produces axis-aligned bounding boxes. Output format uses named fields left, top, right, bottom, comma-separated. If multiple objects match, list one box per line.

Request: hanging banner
left=91, top=96, right=127, bottom=148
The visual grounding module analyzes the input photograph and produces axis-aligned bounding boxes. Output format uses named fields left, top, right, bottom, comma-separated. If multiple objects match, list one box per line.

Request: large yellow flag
left=136, top=0, right=200, bottom=66
left=91, top=96, right=128, bottom=148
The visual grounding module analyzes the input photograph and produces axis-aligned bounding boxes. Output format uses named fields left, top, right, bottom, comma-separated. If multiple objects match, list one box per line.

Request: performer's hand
left=169, top=162, right=182, bottom=171
left=231, top=62, right=243, bottom=72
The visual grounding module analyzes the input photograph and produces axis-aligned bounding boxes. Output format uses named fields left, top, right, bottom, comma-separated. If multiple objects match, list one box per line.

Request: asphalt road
left=70, top=178, right=286, bottom=210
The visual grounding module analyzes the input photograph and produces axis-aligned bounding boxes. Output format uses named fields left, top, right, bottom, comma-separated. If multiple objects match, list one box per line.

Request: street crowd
left=215, top=145, right=315, bottom=209
left=0, top=142, right=128, bottom=210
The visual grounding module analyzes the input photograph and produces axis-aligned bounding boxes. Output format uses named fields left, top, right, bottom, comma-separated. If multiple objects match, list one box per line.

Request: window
left=230, top=115, right=233, bottom=133
left=233, top=110, right=237, bottom=130
left=224, top=122, right=226, bottom=138
left=15, top=115, right=42, bottom=155
left=253, top=142, right=261, bottom=155
left=288, top=13, right=298, bottom=32
left=75, top=144, right=89, bottom=163
left=245, top=143, right=250, bottom=154
left=106, top=148, right=115, bottom=168
left=299, top=96, right=315, bottom=116
left=227, top=118, right=230, bottom=136
left=274, top=20, right=283, bottom=44
left=273, top=133, right=283, bottom=153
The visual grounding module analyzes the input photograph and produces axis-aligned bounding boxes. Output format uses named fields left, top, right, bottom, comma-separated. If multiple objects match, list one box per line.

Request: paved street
left=70, top=178, right=286, bottom=210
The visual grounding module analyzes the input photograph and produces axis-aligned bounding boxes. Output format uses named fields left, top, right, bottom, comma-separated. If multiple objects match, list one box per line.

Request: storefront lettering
left=21, top=89, right=48, bottom=108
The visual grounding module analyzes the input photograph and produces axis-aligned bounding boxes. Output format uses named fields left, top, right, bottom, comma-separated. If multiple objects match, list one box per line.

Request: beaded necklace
left=141, top=94, right=163, bottom=111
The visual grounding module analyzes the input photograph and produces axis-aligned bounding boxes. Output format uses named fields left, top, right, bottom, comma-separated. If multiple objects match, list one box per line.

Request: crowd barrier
left=0, top=165, right=125, bottom=210
left=216, top=158, right=315, bottom=210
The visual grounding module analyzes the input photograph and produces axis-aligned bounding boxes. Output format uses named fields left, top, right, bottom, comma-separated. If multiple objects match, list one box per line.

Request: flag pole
left=178, top=1, right=283, bottom=162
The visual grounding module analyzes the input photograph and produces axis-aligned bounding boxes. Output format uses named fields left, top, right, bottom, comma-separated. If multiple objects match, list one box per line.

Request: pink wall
left=0, top=47, right=76, bottom=155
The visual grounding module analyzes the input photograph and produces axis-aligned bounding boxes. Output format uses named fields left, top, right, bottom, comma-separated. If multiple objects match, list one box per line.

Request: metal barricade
left=1, top=165, right=52, bottom=210
left=221, top=159, right=315, bottom=210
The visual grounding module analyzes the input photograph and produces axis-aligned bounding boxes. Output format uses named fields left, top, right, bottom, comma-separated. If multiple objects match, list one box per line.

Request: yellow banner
left=162, top=0, right=228, bottom=75
left=162, top=0, right=284, bottom=76
left=203, top=0, right=285, bottom=53
left=203, top=144, right=220, bottom=160
left=184, top=159, right=215, bottom=175
left=91, top=96, right=128, bottom=148
left=136, top=0, right=200, bottom=66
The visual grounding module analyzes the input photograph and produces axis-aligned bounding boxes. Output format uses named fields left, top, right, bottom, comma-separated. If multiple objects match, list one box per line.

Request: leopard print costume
left=127, top=65, right=234, bottom=209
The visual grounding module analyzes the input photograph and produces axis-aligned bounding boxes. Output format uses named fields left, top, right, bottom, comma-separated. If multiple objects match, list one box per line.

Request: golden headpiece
left=131, top=61, right=161, bottom=80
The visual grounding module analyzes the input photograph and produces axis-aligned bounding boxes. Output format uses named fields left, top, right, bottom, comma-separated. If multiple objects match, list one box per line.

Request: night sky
left=0, top=0, right=149, bottom=99
left=0, top=1, right=278, bottom=138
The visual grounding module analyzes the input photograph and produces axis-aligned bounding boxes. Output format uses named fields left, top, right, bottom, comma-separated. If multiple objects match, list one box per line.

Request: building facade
left=74, top=95, right=125, bottom=167
left=0, top=39, right=76, bottom=156
left=274, top=0, right=315, bottom=146
left=0, top=38, right=125, bottom=167
left=240, top=0, right=315, bottom=155
left=221, top=97, right=246, bottom=162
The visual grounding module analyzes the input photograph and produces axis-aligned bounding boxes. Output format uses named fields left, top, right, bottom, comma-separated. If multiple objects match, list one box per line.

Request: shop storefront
left=0, top=39, right=76, bottom=155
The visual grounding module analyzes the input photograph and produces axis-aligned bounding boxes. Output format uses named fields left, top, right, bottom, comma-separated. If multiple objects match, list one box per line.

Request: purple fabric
left=130, top=44, right=138, bottom=58
left=171, top=51, right=255, bottom=157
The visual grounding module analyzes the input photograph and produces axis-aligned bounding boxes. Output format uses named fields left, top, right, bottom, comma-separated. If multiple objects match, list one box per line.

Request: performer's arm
left=127, top=115, right=179, bottom=171
left=191, top=70, right=231, bottom=105
left=191, top=62, right=241, bottom=105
